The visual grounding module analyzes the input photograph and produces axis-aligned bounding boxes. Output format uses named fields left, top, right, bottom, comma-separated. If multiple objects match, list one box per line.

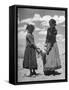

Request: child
left=23, top=24, right=39, bottom=76
left=45, top=19, right=57, bottom=55
left=43, top=19, right=61, bottom=75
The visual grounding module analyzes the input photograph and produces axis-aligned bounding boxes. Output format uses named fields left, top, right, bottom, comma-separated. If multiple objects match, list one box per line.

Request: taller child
left=44, top=19, right=61, bottom=75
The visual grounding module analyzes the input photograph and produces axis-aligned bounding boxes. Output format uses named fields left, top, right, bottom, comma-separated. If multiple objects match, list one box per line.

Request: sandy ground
left=18, top=54, right=65, bottom=82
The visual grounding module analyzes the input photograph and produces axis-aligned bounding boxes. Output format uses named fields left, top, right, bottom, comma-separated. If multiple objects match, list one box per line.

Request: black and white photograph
left=0, top=0, right=69, bottom=89
left=17, top=6, right=67, bottom=83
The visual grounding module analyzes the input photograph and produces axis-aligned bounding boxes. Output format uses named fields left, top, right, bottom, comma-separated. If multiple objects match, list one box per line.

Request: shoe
left=33, top=71, right=37, bottom=75
left=52, top=71, right=61, bottom=76
left=44, top=71, right=52, bottom=76
left=28, top=72, right=33, bottom=77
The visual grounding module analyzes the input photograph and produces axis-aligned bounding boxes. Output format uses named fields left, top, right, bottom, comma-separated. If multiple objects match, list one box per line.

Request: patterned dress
left=44, top=27, right=61, bottom=71
left=23, top=32, right=37, bottom=69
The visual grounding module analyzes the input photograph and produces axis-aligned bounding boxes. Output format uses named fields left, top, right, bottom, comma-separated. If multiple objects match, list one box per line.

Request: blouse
left=46, top=27, right=57, bottom=44
left=26, top=32, right=36, bottom=49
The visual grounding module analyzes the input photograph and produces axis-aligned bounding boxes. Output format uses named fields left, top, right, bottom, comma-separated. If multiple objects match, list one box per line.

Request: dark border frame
left=14, top=5, right=67, bottom=85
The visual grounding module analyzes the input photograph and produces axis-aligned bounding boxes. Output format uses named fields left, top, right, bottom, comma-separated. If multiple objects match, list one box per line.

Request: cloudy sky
left=18, top=8, right=65, bottom=57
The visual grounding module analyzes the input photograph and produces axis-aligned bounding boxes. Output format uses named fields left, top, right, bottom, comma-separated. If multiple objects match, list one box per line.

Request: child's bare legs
left=30, top=69, right=33, bottom=76
left=29, top=69, right=37, bottom=76
left=33, top=69, right=37, bottom=75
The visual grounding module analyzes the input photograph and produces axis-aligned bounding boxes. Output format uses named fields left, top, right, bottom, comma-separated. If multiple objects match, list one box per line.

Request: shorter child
left=23, top=24, right=40, bottom=76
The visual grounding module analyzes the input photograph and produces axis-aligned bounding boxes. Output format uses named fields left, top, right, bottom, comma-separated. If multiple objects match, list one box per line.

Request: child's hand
left=44, top=44, right=47, bottom=47
left=36, top=48, right=41, bottom=54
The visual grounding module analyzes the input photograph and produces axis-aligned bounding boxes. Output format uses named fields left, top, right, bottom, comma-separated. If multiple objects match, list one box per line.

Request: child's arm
left=44, top=43, right=52, bottom=55
left=52, top=29, right=57, bottom=35
left=36, top=48, right=41, bottom=54
left=26, top=34, right=41, bottom=54
left=26, top=34, right=36, bottom=49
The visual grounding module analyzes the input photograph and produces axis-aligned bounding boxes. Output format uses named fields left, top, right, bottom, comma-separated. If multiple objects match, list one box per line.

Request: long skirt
left=44, top=42, right=61, bottom=71
left=23, top=46, right=37, bottom=69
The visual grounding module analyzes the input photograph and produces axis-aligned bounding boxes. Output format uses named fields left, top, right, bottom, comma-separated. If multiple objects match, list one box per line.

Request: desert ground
left=18, top=53, right=65, bottom=82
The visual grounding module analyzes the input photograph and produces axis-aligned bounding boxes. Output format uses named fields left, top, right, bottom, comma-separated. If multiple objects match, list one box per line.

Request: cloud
left=20, top=18, right=32, bottom=23
left=36, top=42, right=45, bottom=50
left=18, top=17, right=20, bottom=24
left=33, top=14, right=42, bottom=21
left=41, top=15, right=65, bottom=26
left=39, top=30, right=47, bottom=35
left=56, top=34, right=65, bottom=42
left=56, top=34, right=63, bottom=38
left=39, top=38, right=46, bottom=41
left=18, top=31, right=27, bottom=39
left=42, top=15, right=51, bottom=21
left=35, top=27, right=42, bottom=31
left=35, top=27, right=45, bottom=31
left=18, top=13, right=65, bottom=28
left=18, top=25, right=27, bottom=32
left=61, top=38, right=65, bottom=42
left=53, top=15, right=65, bottom=24
left=20, top=18, right=35, bottom=25
left=60, top=24, right=65, bottom=27
left=41, top=21, right=49, bottom=26
left=18, top=14, right=42, bottom=24
left=19, top=14, right=42, bottom=24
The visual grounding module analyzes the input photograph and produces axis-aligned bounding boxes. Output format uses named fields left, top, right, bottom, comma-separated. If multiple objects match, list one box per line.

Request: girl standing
left=44, top=19, right=61, bottom=75
left=23, top=24, right=39, bottom=76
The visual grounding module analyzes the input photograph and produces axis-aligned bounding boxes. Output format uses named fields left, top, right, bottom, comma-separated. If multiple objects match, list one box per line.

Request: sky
left=18, top=8, right=65, bottom=57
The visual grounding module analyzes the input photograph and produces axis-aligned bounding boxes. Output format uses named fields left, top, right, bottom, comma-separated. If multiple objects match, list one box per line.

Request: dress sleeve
left=45, top=28, right=51, bottom=43
left=52, top=29, right=57, bottom=35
